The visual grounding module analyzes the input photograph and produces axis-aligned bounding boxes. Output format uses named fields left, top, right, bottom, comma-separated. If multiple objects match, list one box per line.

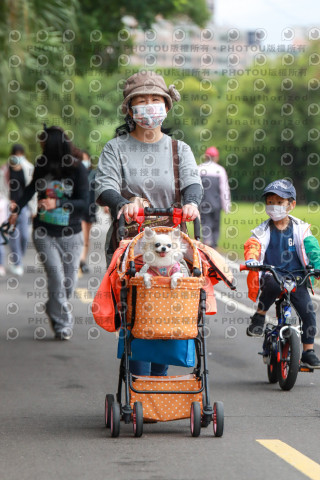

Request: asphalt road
left=1, top=225, right=320, bottom=480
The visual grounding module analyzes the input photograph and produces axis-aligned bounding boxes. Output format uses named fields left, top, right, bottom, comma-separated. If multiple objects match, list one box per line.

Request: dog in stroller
left=93, top=208, right=235, bottom=438
left=136, top=226, right=188, bottom=289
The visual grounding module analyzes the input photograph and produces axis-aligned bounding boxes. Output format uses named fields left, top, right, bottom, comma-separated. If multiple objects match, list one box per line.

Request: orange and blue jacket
left=244, top=215, right=320, bottom=302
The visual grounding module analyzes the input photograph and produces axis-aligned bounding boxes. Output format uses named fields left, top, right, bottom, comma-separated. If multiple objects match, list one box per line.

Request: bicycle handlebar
left=118, top=207, right=201, bottom=240
left=240, top=263, right=320, bottom=287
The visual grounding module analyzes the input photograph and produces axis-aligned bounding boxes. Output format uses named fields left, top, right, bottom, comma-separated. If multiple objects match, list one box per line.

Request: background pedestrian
left=198, top=146, right=231, bottom=248
left=8, top=127, right=88, bottom=340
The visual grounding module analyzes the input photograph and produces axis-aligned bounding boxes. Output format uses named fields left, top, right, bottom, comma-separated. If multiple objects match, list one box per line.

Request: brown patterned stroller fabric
left=130, top=375, right=202, bottom=422
left=117, top=227, right=234, bottom=338
left=128, top=276, right=204, bottom=339
left=121, top=227, right=204, bottom=339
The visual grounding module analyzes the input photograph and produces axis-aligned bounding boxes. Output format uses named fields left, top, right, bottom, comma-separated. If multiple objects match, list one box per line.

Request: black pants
left=201, top=209, right=221, bottom=248
left=258, top=274, right=317, bottom=344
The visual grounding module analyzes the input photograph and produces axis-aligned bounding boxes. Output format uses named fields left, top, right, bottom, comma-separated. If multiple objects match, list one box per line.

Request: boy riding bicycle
left=244, top=179, right=320, bottom=369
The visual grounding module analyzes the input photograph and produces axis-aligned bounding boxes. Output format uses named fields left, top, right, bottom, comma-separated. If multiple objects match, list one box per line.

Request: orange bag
left=91, top=242, right=129, bottom=332
left=130, top=374, right=202, bottom=422
left=127, top=276, right=205, bottom=339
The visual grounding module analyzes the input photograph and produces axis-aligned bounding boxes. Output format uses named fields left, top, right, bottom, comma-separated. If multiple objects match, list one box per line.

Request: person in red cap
left=198, top=146, right=231, bottom=248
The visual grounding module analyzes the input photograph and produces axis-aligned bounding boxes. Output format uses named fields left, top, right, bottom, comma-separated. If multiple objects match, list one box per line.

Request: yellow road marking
left=75, top=288, right=93, bottom=304
left=257, top=440, right=320, bottom=480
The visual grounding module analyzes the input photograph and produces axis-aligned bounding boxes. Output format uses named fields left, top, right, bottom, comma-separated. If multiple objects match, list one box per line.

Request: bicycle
left=240, top=263, right=320, bottom=391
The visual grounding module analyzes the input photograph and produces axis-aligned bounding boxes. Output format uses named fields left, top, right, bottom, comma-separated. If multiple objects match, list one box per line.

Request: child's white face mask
left=265, top=205, right=288, bottom=221
left=132, top=103, right=167, bottom=129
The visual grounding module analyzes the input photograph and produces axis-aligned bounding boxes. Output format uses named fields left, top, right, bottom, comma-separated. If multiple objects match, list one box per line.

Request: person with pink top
left=198, top=147, right=231, bottom=248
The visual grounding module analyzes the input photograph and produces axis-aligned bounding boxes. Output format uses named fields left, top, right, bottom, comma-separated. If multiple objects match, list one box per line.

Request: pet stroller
left=93, top=208, right=235, bottom=438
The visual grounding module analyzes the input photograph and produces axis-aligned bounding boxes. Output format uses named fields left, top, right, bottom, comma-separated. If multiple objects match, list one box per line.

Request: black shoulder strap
left=172, top=139, right=181, bottom=205
left=172, top=139, right=187, bottom=233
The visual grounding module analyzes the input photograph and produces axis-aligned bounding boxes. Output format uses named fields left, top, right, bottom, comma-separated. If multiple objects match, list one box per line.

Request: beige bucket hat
left=121, top=71, right=181, bottom=114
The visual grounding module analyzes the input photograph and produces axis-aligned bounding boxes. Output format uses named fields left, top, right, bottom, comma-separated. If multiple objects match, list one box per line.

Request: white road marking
left=214, top=290, right=273, bottom=323
left=215, top=286, right=320, bottom=345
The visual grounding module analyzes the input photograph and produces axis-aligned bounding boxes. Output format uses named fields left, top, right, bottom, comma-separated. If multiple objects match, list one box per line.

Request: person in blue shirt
left=244, top=179, right=320, bottom=369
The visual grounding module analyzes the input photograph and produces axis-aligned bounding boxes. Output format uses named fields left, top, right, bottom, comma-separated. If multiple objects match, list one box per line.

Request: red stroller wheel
left=133, top=401, right=143, bottom=438
left=213, top=401, right=224, bottom=437
left=190, top=401, right=201, bottom=437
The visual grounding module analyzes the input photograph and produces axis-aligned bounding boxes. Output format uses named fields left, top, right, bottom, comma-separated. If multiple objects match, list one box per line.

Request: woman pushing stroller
left=95, top=70, right=203, bottom=375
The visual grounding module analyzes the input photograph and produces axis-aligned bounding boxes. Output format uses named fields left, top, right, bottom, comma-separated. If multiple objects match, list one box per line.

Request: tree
left=0, top=0, right=210, bottom=160
left=204, top=41, right=320, bottom=203
left=74, top=0, right=210, bottom=73
left=0, top=0, right=78, bottom=157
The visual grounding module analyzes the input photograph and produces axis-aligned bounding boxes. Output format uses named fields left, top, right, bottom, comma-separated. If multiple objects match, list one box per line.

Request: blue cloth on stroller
left=117, top=330, right=195, bottom=367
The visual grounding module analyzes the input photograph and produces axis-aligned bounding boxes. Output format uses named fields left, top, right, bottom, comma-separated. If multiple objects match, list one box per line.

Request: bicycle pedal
left=299, top=365, right=314, bottom=373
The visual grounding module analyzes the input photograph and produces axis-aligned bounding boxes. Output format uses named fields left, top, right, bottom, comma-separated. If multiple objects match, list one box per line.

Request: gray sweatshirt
left=95, top=134, right=202, bottom=208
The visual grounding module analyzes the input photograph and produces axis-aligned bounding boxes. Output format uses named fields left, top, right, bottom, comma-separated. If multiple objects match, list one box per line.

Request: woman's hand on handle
left=117, top=203, right=139, bottom=223
left=117, top=202, right=199, bottom=223
left=8, top=202, right=18, bottom=228
left=182, top=203, right=199, bottom=222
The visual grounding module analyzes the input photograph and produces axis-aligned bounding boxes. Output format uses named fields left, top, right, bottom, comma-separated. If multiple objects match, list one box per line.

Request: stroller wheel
left=213, top=401, right=224, bottom=437
left=201, top=417, right=210, bottom=428
left=105, top=394, right=114, bottom=428
left=190, top=402, right=201, bottom=437
left=201, top=393, right=209, bottom=428
left=110, top=402, right=121, bottom=438
left=133, top=402, right=143, bottom=438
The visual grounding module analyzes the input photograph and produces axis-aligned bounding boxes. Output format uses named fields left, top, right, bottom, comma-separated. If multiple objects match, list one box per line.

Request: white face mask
left=10, top=155, right=25, bottom=166
left=265, top=205, right=288, bottom=221
left=132, top=103, right=167, bottom=129
left=82, top=160, right=91, bottom=169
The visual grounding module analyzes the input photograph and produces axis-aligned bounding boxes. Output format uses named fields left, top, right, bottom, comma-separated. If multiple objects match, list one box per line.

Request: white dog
left=136, top=227, right=188, bottom=289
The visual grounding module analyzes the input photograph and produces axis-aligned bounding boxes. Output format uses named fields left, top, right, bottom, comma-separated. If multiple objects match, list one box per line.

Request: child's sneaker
left=246, top=313, right=265, bottom=337
left=300, top=349, right=320, bottom=369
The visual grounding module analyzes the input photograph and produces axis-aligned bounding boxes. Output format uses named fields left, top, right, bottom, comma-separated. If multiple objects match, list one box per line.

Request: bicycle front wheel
left=267, top=357, right=278, bottom=384
left=277, top=329, right=300, bottom=391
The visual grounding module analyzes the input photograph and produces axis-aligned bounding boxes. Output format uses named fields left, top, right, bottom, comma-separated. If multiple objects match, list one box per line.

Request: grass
left=219, top=202, right=320, bottom=261
left=186, top=202, right=320, bottom=262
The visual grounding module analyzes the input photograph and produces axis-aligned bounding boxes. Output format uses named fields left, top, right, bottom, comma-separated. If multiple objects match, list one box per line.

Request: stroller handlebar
left=118, top=207, right=201, bottom=240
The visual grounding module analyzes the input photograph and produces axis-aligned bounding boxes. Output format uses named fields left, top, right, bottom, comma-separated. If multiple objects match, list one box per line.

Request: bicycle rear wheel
left=277, top=329, right=300, bottom=391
